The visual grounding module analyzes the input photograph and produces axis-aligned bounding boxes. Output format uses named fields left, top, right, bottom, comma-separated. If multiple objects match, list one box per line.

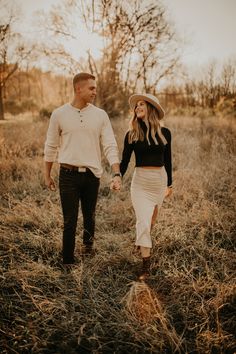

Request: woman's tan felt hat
left=129, top=93, right=165, bottom=119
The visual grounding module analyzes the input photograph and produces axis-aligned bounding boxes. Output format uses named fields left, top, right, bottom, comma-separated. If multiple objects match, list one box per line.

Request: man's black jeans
left=59, top=166, right=100, bottom=264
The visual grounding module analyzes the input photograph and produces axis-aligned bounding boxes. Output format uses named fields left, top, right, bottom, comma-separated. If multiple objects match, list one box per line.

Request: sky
left=162, top=0, right=236, bottom=67
left=9, top=0, right=236, bottom=68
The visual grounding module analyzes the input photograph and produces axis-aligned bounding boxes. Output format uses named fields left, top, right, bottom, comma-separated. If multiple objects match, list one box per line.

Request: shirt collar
left=69, top=103, right=93, bottom=112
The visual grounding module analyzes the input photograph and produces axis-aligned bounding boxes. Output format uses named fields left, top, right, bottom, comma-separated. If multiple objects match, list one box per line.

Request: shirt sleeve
left=44, top=111, right=61, bottom=162
left=120, top=132, right=134, bottom=176
left=100, top=113, right=119, bottom=166
left=163, top=128, right=172, bottom=186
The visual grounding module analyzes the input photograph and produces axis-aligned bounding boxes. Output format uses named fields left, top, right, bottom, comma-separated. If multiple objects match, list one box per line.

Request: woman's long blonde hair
left=128, top=101, right=167, bottom=145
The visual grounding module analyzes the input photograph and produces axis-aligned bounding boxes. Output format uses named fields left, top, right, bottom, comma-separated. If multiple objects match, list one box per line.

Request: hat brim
left=129, top=94, right=165, bottom=119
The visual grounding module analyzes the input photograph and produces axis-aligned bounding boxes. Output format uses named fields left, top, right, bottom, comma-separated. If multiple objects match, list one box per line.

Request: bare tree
left=37, top=0, right=180, bottom=116
left=86, top=0, right=180, bottom=105
left=0, top=1, right=34, bottom=119
left=36, top=1, right=88, bottom=75
left=221, top=60, right=236, bottom=96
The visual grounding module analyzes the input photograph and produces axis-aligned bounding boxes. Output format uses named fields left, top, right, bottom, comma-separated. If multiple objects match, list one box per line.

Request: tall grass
left=0, top=114, right=235, bottom=353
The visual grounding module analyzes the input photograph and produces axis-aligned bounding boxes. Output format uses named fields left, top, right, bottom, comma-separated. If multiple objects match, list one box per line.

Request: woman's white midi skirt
left=131, top=167, right=167, bottom=248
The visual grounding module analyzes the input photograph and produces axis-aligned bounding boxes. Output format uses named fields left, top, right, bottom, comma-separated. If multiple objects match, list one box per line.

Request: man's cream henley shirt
left=44, top=103, right=119, bottom=178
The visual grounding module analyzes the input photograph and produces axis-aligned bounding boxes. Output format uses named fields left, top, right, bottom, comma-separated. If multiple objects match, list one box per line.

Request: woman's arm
left=163, top=128, right=172, bottom=187
left=120, top=132, right=134, bottom=177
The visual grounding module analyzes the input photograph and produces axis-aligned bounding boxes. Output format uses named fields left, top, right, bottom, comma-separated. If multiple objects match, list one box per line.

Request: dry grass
left=0, top=113, right=235, bottom=353
left=122, top=281, right=182, bottom=352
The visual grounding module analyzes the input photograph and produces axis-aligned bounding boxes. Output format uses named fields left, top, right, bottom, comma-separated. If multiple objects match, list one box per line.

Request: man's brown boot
left=81, top=244, right=96, bottom=258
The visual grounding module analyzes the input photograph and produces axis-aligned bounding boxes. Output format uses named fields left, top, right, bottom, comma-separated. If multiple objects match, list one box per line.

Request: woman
left=120, top=93, right=172, bottom=280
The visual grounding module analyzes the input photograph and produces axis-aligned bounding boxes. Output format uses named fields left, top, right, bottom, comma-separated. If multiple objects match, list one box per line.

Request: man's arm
left=100, top=113, right=122, bottom=191
left=111, top=163, right=120, bottom=175
left=44, top=110, right=60, bottom=191
left=110, top=162, right=122, bottom=191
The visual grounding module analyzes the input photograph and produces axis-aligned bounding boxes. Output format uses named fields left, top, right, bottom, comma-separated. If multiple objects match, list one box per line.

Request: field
left=0, top=113, right=235, bottom=354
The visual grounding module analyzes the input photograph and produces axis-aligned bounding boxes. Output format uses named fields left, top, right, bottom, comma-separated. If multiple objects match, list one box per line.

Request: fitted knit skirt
left=131, top=167, right=167, bottom=248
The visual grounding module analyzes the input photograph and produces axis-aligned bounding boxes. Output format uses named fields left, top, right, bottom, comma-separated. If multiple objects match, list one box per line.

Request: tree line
left=162, top=61, right=236, bottom=114
left=1, top=0, right=235, bottom=120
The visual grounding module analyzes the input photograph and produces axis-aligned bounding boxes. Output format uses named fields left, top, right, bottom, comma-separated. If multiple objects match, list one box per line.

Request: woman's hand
left=165, top=186, right=173, bottom=198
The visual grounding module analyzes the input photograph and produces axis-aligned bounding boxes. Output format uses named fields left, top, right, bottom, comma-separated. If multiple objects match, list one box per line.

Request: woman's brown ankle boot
left=138, top=256, right=151, bottom=281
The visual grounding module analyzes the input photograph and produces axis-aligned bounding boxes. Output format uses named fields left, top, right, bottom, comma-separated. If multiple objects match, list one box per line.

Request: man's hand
left=110, top=176, right=122, bottom=191
left=45, top=176, right=56, bottom=191
left=44, top=161, right=55, bottom=191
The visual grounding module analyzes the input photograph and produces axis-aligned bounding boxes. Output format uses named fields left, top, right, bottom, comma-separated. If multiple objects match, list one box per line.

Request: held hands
left=110, top=176, right=122, bottom=192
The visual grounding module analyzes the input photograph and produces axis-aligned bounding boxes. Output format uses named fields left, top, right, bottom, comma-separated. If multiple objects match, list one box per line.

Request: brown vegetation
left=0, top=113, right=235, bottom=353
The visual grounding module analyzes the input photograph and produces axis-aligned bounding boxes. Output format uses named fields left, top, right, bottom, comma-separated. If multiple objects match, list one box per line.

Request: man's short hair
left=73, top=73, right=95, bottom=89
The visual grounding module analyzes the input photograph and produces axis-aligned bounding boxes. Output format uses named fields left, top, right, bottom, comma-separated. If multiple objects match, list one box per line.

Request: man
left=44, top=73, right=121, bottom=265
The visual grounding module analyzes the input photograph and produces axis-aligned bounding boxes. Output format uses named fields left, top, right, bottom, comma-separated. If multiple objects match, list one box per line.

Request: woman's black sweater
left=120, top=122, right=172, bottom=186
